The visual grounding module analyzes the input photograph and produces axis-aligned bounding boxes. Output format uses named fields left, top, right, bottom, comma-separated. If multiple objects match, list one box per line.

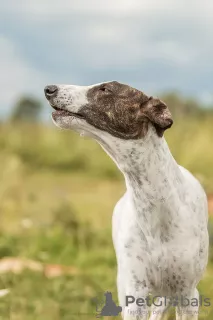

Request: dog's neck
left=96, top=125, right=183, bottom=205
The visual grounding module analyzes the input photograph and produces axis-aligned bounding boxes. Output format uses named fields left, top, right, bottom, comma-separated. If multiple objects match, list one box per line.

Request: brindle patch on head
left=78, top=81, right=173, bottom=139
left=79, top=81, right=149, bottom=139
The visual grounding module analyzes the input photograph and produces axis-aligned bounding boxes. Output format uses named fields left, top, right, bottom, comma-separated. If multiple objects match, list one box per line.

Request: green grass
left=0, top=228, right=117, bottom=320
left=0, top=118, right=212, bottom=319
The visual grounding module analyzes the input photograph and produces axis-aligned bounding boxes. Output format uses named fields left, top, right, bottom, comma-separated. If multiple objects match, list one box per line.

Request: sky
left=0, top=0, right=213, bottom=118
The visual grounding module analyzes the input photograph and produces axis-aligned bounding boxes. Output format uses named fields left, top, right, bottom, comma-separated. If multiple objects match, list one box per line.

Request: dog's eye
left=99, top=87, right=111, bottom=93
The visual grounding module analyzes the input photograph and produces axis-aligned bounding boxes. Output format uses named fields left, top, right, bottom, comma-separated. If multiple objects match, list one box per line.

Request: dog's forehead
left=87, top=81, right=142, bottom=97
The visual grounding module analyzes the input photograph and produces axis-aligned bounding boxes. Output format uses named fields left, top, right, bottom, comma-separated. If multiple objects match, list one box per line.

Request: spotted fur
left=44, top=81, right=209, bottom=320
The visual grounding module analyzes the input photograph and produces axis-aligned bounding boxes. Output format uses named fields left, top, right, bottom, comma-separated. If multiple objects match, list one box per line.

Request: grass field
left=0, top=118, right=213, bottom=319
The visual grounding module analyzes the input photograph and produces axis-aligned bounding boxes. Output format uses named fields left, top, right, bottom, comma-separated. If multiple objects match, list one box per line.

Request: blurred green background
left=0, top=94, right=212, bottom=319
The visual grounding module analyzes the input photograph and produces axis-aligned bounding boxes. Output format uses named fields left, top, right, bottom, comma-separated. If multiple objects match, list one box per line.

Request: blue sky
left=0, top=0, right=213, bottom=117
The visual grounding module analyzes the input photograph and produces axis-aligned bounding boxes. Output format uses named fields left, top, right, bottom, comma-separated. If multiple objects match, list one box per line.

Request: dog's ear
left=140, top=97, right=173, bottom=137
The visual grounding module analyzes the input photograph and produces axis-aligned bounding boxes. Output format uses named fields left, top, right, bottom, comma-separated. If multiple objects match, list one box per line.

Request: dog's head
left=44, top=81, right=173, bottom=139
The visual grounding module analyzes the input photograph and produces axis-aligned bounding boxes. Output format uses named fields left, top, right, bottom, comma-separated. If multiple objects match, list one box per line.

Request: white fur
left=47, top=83, right=209, bottom=320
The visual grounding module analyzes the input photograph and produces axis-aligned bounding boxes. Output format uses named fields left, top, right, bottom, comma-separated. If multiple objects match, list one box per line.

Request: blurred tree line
left=10, top=96, right=42, bottom=122
left=8, top=92, right=213, bottom=123
left=161, top=92, right=213, bottom=118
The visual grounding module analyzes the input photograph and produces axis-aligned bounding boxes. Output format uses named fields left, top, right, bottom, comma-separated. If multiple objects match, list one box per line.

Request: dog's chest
left=113, top=194, right=166, bottom=266
left=112, top=192, right=178, bottom=253
left=112, top=192, right=204, bottom=294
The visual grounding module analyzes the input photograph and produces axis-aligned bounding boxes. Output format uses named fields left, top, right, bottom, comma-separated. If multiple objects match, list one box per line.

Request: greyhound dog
left=44, top=81, right=209, bottom=319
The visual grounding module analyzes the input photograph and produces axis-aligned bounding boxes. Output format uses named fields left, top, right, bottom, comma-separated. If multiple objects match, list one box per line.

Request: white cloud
left=2, top=0, right=213, bottom=21
left=0, top=36, right=47, bottom=116
left=0, top=0, right=213, bottom=114
left=2, top=0, right=172, bottom=16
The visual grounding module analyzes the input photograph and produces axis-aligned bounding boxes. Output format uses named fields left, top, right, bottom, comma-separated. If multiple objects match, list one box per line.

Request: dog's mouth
left=50, top=104, right=85, bottom=119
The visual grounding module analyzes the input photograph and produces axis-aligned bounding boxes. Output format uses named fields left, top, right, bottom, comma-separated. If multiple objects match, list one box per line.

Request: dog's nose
left=44, top=85, right=58, bottom=99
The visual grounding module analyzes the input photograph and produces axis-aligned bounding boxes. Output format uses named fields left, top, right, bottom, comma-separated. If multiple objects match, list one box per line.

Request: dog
left=44, top=81, right=209, bottom=319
